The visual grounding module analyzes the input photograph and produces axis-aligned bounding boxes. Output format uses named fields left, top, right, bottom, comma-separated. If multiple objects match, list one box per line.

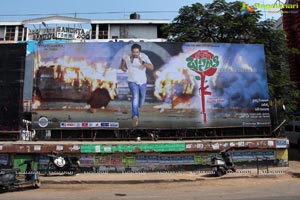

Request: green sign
left=81, top=143, right=186, bottom=153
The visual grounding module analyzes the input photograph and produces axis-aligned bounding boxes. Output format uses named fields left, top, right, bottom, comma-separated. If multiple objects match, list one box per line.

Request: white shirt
left=122, top=52, right=152, bottom=85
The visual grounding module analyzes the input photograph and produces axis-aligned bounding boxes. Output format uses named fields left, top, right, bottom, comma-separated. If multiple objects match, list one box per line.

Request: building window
left=91, top=24, right=97, bottom=39
left=98, top=24, right=108, bottom=39
left=23, top=28, right=27, bottom=41
left=91, top=24, right=108, bottom=39
left=5, top=26, right=16, bottom=41
left=0, top=27, right=4, bottom=41
left=99, top=30, right=108, bottom=39
left=17, top=26, right=24, bottom=41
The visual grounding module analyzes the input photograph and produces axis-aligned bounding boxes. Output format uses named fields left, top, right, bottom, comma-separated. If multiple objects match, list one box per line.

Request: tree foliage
left=163, top=0, right=299, bottom=112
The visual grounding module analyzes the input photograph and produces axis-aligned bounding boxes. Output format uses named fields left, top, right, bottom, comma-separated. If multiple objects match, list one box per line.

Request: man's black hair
left=131, top=43, right=141, bottom=51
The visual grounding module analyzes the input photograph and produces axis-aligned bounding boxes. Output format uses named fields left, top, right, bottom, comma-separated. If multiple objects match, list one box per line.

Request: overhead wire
left=0, top=11, right=178, bottom=17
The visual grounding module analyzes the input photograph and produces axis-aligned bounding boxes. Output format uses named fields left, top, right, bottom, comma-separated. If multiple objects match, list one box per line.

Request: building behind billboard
left=0, top=15, right=273, bottom=140
left=0, top=43, right=26, bottom=135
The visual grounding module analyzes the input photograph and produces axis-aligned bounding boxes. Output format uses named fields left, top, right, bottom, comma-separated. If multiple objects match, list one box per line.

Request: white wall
left=110, top=25, right=158, bottom=39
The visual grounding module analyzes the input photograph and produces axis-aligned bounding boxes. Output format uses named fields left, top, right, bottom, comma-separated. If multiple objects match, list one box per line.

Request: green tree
left=163, top=0, right=299, bottom=112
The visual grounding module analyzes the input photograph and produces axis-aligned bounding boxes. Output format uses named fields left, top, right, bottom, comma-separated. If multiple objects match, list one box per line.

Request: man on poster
left=120, top=44, right=154, bottom=127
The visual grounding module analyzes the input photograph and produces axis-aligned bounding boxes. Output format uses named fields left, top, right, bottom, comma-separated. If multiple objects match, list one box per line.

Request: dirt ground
left=1, top=174, right=299, bottom=200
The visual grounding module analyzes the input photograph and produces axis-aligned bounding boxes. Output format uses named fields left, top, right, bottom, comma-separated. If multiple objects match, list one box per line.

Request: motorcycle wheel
left=231, top=167, right=237, bottom=173
left=44, top=162, right=56, bottom=176
left=64, top=171, right=74, bottom=176
left=0, top=186, right=8, bottom=193
left=32, top=179, right=41, bottom=188
left=69, top=163, right=80, bottom=176
left=64, top=168, right=79, bottom=176
left=215, top=168, right=225, bottom=177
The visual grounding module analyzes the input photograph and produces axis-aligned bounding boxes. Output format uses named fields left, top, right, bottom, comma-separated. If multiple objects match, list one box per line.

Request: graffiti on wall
left=6, top=149, right=288, bottom=172
left=231, top=151, right=275, bottom=162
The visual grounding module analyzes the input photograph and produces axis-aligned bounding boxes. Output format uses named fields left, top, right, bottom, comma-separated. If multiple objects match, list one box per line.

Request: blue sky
left=0, top=0, right=281, bottom=21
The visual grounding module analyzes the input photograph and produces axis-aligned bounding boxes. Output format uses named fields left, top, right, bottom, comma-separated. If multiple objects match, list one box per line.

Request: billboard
left=30, top=42, right=271, bottom=130
left=28, top=27, right=91, bottom=41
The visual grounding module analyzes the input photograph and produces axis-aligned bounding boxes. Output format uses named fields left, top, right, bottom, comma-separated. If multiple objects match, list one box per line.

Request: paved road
left=1, top=175, right=299, bottom=200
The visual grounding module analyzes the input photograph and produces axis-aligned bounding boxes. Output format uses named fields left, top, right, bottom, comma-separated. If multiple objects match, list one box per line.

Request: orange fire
left=154, top=67, right=196, bottom=109
left=34, top=55, right=117, bottom=100
left=63, top=67, right=81, bottom=85
left=171, top=94, right=194, bottom=108
left=98, top=80, right=117, bottom=100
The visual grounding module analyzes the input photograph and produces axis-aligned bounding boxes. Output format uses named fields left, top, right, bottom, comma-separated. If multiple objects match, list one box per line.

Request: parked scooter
left=0, top=160, right=41, bottom=192
left=45, top=151, right=80, bottom=176
left=210, top=148, right=236, bottom=177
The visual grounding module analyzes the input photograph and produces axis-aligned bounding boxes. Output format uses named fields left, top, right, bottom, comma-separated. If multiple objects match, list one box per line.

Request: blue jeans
left=128, top=82, right=147, bottom=118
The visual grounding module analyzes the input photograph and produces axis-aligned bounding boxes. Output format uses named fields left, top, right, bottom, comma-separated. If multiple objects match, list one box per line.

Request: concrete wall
left=110, top=25, right=157, bottom=39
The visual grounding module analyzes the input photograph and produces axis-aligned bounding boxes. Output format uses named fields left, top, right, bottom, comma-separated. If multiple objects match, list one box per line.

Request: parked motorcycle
left=45, top=152, right=80, bottom=176
left=0, top=160, right=41, bottom=192
left=210, top=148, right=236, bottom=177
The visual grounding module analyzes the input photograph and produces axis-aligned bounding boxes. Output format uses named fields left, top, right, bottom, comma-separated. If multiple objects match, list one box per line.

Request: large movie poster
left=31, top=42, right=271, bottom=129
